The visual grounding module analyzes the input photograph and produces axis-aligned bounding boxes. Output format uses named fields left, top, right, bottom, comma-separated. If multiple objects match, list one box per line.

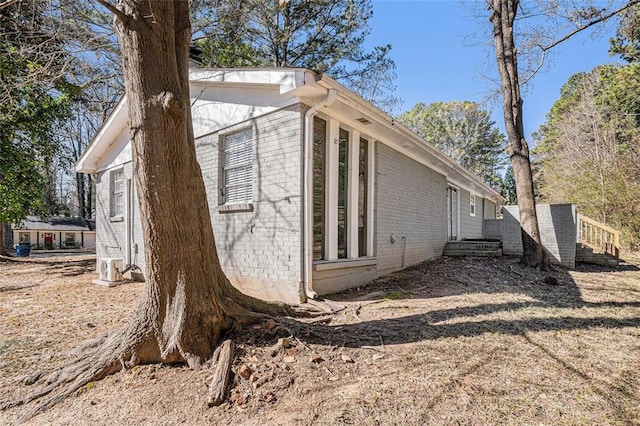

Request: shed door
left=447, top=187, right=458, bottom=241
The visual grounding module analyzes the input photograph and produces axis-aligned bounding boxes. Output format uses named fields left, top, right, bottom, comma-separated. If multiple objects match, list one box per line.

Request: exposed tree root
left=1, top=281, right=330, bottom=422
left=1, top=326, right=157, bottom=421
left=220, top=290, right=331, bottom=322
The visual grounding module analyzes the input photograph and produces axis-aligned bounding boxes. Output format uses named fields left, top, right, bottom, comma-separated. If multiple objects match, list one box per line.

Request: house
left=13, top=216, right=96, bottom=250
left=75, top=68, right=504, bottom=304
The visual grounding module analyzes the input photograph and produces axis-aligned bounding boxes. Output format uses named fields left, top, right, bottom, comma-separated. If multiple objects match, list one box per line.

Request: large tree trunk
left=75, top=173, right=85, bottom=218
left=489, top=0, right=549, bottom=269
left=2, top=2, right=316, bottom=419
left=112, top=0, right=241, bottom=366
left=0, top=224, right=9, bottom=256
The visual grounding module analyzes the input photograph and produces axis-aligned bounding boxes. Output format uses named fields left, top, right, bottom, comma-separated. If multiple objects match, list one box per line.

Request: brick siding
left=196, top=105, right=304, bottom=303
left=375, top=143, right=448, bottom=275
left=499, top=204, right=577, bottom=268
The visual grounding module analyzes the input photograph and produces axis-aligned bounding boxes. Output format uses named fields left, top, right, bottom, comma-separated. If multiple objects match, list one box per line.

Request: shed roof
left=15, top=216, right=95, bottom=232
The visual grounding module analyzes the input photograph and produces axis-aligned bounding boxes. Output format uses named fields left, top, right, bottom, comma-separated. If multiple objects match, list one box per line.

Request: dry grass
left=1, top=254, right=639, bottom=425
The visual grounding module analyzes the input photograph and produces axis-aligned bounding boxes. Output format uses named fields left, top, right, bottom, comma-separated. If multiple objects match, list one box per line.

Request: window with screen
left=222, top=128, right=253, bottom=204
left=110, top=169, right=124, bottom=217
left=313, top=117, right=327, bottom=260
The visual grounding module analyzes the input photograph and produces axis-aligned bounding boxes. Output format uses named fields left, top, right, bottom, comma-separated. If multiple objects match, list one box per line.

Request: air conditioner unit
left=99, top=258, right=124, bottom=282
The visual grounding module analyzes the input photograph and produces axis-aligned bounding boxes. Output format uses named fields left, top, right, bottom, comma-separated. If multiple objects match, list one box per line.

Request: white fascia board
left=75, top=96, right=128, bottom=174
left=315, top=75, right=504, bottom=204
left=188, top=68, right=315, bottom=94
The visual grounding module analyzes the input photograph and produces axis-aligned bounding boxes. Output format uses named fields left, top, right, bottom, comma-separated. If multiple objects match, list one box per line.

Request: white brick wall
left=96, top=106, right=304, bottom=303
left=95, top=104, right=500, bottom=301
left=196, top=105, right=304, bottom=303
left=95, top=162, right=146, bottom=273
left=484, top=219, right=502, bottom=240
left=375, top=143, right=448, bottom=274
left=501, top=204, right=577, bottom=268
left=95, top=164, right=126, bottom=264
left=484, top=200, right=497, bottom=219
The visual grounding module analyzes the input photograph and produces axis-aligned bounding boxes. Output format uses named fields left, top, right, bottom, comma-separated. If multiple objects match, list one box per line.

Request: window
left=470, top=194, right=476, bottom=217
left=19, top=232, right=30, bottom=245
left=447, top=186, right=458, bottom=241
left=65, top=233, right=76, bottom=248
left=337, top=128, right=349, bottom=259
left=358, top=138, right=368, bottom=257
left=222, top=128, right=253, bottom=204
left=110, top=169, right=124, bottom=217
left=313, top=117, right=327, bottom=261
left=312, top=118, right=372, bottom=262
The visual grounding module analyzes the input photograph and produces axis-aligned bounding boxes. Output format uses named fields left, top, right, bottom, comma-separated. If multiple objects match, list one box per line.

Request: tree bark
left=0, top=224, right=9, bottom=257
left=110, top=0, right=240, bottom=366
left=87, top=174, right=94, bottom=219
left=489, top=0, right=549, bottom=269
left=76, top=173, right=85, bottom=218
left=106, top=0, right=301, bottom=368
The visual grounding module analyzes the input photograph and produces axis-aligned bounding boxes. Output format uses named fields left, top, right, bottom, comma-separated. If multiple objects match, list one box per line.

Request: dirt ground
left=1, top=254, right=639, bottom=425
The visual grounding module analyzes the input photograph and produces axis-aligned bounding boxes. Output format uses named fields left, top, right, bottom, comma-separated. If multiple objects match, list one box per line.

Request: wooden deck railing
left=577, top=214, right=620, bottom=258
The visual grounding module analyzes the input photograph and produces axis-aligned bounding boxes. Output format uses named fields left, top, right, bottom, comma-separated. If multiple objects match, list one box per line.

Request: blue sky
left=365, top=0, right=623, bottom=142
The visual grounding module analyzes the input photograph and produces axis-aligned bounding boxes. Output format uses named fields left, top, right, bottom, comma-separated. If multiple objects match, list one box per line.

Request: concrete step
left=576, top=252, right=593, bottom=262
left=579, top=247, right=594, bottom=256
left=445, top=241, right=502, bottom=250
left=592, top=253, right=619, bottom=266
left=443, top=248, right=503, bottom=257
left=576, top=243, right=618, bottom=266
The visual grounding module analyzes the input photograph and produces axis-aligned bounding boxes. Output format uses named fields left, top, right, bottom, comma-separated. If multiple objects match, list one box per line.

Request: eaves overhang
left=74, top=67, right=505, bottom=205
left=75, top=96, right=128, bottom=174
left=313, top=74, right=505, bottom=204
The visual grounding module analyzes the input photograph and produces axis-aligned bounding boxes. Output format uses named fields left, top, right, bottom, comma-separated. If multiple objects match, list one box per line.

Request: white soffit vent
left=356, top=117, right=372, bottom=125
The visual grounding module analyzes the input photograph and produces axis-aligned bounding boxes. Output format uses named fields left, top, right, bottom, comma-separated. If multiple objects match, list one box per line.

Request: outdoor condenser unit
left=98, top=258, right=124, bottom=282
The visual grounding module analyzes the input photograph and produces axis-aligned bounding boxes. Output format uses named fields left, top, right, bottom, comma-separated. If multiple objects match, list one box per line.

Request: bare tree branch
left=542, top=0, right=640, bottom=52
left=521, top=47, right=546, bottom=85
left=95, top=0, right=130, bottom=25
left=0, top=0, right=21, bottom=10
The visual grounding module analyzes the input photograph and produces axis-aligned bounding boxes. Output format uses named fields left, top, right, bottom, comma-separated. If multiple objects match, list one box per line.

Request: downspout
left=303, top=88, right=337, bottom=301
left=125, top=178, right=132, bottom=266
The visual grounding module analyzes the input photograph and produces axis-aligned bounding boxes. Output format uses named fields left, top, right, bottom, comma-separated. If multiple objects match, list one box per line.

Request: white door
left=447, top=186, right=458, bottom=241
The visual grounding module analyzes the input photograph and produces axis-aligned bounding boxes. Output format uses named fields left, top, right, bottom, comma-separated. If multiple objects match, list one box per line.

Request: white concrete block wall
left=502, top=204, right=577, bottom=268
left=500, top=208, right=523, bottom=256
left=375, top=143, right=448, bottom=274
left=196, top=105, right=304, bottom=304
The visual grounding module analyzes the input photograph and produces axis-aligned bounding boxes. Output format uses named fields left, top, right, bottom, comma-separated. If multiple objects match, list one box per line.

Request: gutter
left=302, top=88, right=337, bottom=301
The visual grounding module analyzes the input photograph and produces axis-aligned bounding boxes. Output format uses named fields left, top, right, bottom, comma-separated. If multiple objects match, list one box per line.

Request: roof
left=15, top=216, right=95, bottom=232
left=75, top=67, right=504, bottom=204
left=312, top=74, right=504, bottom=203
